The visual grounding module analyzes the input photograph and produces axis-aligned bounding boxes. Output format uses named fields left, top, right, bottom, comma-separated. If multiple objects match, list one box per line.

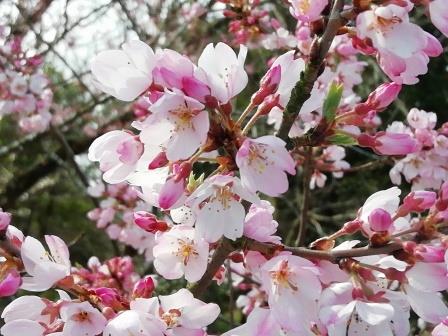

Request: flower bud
left=358, top=132, right=417, bottom=156
left=400, top=191, right=437, bottom=215
left=132, top=276, right=155, bottom=299
left=251, top=65, right=281, bottom=105
left=342, top=219, right=362, bottom=234
left=365, top=82, right=401, bottom=111
left=0, top=269, right=21, bottom=297
left=368, top=208, right=393, bottom=232
left=148, top=151, right=168, bottom=169
left=134, top=211, right=168, bottom=233
left=158, top=176, right=185, bottom=209
left=256, top=94, right=281, bottom=116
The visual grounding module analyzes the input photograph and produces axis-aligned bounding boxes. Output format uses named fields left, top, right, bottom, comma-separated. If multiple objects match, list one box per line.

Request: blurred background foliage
left=0, top=0, right=447, bottom=333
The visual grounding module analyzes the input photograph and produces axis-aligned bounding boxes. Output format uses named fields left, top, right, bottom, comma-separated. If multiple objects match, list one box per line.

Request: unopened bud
left=133, top=276, right=155, bottom=299
left=134, top=211, right=169, bottom=233
left=148, top=151, right=168, bottom=169
left=368, top=208, right=393, bottom=232
left=256, top=94, right=281, bottom=116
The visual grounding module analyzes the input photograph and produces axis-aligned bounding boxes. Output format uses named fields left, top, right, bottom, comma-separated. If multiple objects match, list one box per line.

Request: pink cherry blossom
left=139, top=90, right=209, bottom=161
left=289, top=0, right=328, bottom=23
left=260, top=254, right=321, bottom=334
left=90, top=40, right=156, bottom=101
left=236, top=135, right=296, bottom=196
left=195, top=42, right=248, bottom=103
left=126, top=288, right=220, bottom=335
left=356, top=5, right=426, bottom=59
left=319, top=282, right=410, bottom=335
left=186, top=174, right=260, bottom=242
left=60, top=301, right=107, bottom=336
left=88, top=130, right=144, bottom=184
left=429, top=0, right=448, bottom=37
left=222, top=307, right=284, bottom=336
left=20, top=235, right=71, bottom=291
left=153, top=225, right=209, bottom=282
left=244, top=201, right=281, bottom=243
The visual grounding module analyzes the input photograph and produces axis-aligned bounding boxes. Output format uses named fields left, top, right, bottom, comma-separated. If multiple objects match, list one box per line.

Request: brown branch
left=244, top=239, right=403, bottom=264
left=190, top=238, right=234, bottom=298
left=189, top=235, right=403, bottom=299
left=276, top=0, right=346, bottom=143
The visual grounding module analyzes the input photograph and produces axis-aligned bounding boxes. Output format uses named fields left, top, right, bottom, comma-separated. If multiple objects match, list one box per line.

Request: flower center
left=247, top=144, right=270, bottom=173
left=374, top=15, right=402, bottom=31
left=176, top=238, right=198, bottom=265
left=298, top=0, right=311, bottom=13
left=171, top=106, right=194, bottom=131
left=161, top=308, right=181, bottom=328
left=269, top=260, right=298, bottom=291
left=213, top=185, right=234, bottom=209
left=73, top=311, right=90, bottom=322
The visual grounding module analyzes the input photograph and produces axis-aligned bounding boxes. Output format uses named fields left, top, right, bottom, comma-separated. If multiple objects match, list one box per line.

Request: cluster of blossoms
left=87, top=182, right=156, bottom=259
left=389, top=108, right=448, bottom=190
left=0, top=28, right=53, bottom=133
left=3, top=184, right=448, bottom=335
left=0, top=208, right=219, bottom=335
left=2, top=0, right=448, bottom=335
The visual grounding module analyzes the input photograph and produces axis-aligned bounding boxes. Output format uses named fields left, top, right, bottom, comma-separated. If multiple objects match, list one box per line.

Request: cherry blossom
left=429, top=0, right=448, bottom=37
left=236, top=135, right=296, bottom=196
left=20, top=235, right=71, bottom=291
left=260, top=254, right=321, bottom=334
left=195, top=42, right=248, bottom=104
left=88, top=131, right=144, bottom=184
left=139, top=90, right=209, bottom=161
left=186, top=174, right=260, bottom=242
left=60, top=301, right=107, bottom=336
left=90, top=40, right=156, bottom=101
left=289, top=0, right=328, bottom=23
left=153, top=225, right=209, bottom=282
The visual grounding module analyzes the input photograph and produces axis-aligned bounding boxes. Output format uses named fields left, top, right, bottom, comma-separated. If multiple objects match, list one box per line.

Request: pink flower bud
left=401, top=190, right=437, bottom=214
left=0, top=269, right=21, bottom=297
left=256, top=94, right=281, bottom=116
left=148, top=151, right=168, bottom=169
left=342, top=219, right=362, bottom=234
left=368, top=208, right=393, bottom=232
left=158, top=177, right=184, bottom=209
left=132, top=276, right=155, bottom=299
left=0, top=209, right=11, bottom=231
left=365, top=82, right=402, bottom=111
left=358, top=132, right=417, bottom=156
left=93, top=287, right=122, bottom=308
left=134, top=211, right=168, bottom=233
left=261, top=65, right=281, bottom=90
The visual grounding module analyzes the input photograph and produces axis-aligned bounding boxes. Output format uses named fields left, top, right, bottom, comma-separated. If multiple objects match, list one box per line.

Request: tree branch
left=276, top=0, right=346, bottom=143
left=190, top=238, right=234, bottom=298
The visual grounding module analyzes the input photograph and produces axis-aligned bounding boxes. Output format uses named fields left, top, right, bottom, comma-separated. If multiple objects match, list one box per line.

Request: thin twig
left=296, top=146, right=313, bottom=246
